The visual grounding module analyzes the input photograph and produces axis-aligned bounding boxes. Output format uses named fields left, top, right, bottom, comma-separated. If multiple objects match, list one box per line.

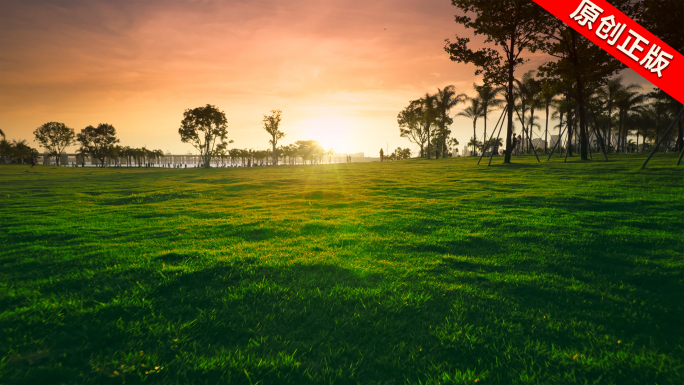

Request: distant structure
left=531, top=138, right=545, bottom=149
left=549, top=135, right=561, bottom=148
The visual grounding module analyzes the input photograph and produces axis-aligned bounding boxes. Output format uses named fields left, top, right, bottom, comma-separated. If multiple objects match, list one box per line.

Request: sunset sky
left=0, top=0, right=650, bottom=156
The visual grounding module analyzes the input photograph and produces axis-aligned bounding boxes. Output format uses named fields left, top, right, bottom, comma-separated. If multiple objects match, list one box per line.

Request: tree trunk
left=577, top=96, right=589, bottom=160
left=545, top=104, right=549, bottom=153
left=272, top=140, right=277, bottom=165
left=520, top=102, right=526, bottom=154
left=473, top=121, right=477, bottom=155
left=567, top=111, right=573, bottom=156
left=483, top=108, right=488, bottom=150
left=529, top=109, right=535, bottom=153
left=678, top=116, right=684, bottom=152
left=504, top=34, right=515, bottom=164
left=426, top=123, right=431, bottom=159
left=607, top=104, right=612, bottom=151
left=559, top=111, right=564, bottom=155
left=570, top=29, right=589, bottom=160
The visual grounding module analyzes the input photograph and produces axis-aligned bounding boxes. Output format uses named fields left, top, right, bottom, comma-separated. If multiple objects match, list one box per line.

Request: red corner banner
left=532, top=0, right=684, bottom=104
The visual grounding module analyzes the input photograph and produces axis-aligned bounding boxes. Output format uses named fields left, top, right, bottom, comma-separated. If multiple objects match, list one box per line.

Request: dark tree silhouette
left=445, top=0, right=547, bottom=163
left=33, top=122, right=75, bottom=166
left=178, top=104, right=232, bottom=168
left=457, top=96, right=483, bottom=154
left=536, top=0, right=632, bottom=160
left=434, top=85, right=466, bottom=157
left=263, top=110, right=284, bottom=165
left=398, top=100, right=428, bottom=157
left=474, top=83, right=504, bottom=145
left=76, top=124, right=119, bottom=167
left=421, top=94, right=438, bottom=159
left=634, top=0, right=684, bottom=151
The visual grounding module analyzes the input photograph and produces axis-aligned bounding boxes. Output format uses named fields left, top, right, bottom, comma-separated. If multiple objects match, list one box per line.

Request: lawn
left=1, top=154, right=683, bottom=384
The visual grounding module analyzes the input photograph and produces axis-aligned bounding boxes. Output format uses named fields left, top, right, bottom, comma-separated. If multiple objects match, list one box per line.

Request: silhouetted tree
left=434, top=85, right=467, bottom=157
left=295, top=140, right=324, bottom=164
left=421, top=94, right=438, bottom=159
left=76, top=124, right=119, bottom=167
left=76, top=147, right=88, bottom=167
left=263, top=109, right=284, bottom=165
left=597, top=77, right=639, bottom=150
left=6, top=139, right=38, bottom=164
left=634, top=0, right=684, bottom=150
left=538, top=82, right=559, bottom=153
left=474, top=83, right=504, bottom=145
left=615, top=89, right=645, bottom=152
left=178, top=104, right=233, bottom=168
left=398, top=100, right=428, bottom=157
left=33, top=122, right=75, bottom=166
left=457, top=96, right=484, bottom=154
left=536, top=0, right=632, bottom=160
left=445, top=0, right=547, bottom=163
left=447, top=138, right=460, bottom=156
left=514, top=70, right=540, bottom=154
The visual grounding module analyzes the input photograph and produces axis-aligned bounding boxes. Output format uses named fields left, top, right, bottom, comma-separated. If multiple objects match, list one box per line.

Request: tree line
left=418, top=0, right=684, bottom=163
left=379, top=147, right=412, bottom=162
left=0, top=105, right=343, bottom=168
left=178, top=105, right=337, bottom=167
left=403, top=70, right=682, bottom=159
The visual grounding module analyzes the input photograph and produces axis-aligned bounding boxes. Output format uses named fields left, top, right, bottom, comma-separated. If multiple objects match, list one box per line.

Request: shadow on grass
left=2, top=252, right=682, bottom=384
left=154, top=252, right=201, bottom=264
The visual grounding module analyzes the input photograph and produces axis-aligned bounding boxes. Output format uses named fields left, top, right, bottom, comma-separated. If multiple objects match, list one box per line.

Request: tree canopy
left=445, top=0, right=548, bottom=163
left=33, top=122, right=75, bottom=166
left=178, top=104, right=232, bottom=168
left=76, top=124, right=119, bottom=167
left=263, top=110, right=285, bottom=165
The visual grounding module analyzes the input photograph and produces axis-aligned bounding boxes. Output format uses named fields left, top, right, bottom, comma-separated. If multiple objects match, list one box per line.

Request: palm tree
left=485, top=137, right=504, bottom=155
left=539, top=84, right=558, bottom=153
left=0, top=128, right=4, bottom=139
left=615, top=89, right=645, bottom=152
left=434, top=85, right=467, bottom=158
left=597, top=77, right=641, bottom=149
left=552, top=96, right=574, bottom=154
left=524, top=115, right=542, bottom=150
left=227, top=148, right=238, bottom=166
left=420, top=94, right=438, bottom=159
left=640, top=100, right=669, bottom=151
left=154, top=149, right=164, bottom=166
left=76, top=147, right=89, bottom=167
left=0, top=139, right=12, bottom=160
left=628, top=111, right=651, bottom=152
left=474, top=83, right=505, bottom=145
left=457, top=97, right=484, bottom=154
left=466, top=138, right=483, bottom=155
left=11, top=139, right=31, bottom=164
left=514, top=71, right=540, bottom=154
left=526, top=92, right=544, bottom=153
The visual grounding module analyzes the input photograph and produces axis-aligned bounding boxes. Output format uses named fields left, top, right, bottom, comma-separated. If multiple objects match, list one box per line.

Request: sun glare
left=295, top=115, right=357, bottom=154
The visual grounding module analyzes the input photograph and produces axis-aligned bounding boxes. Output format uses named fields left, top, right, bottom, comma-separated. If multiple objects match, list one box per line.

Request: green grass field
left=1, top=154, right=683, bottom=384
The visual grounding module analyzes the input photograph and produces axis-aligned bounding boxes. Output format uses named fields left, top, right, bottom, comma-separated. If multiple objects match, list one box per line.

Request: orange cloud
left=0, top=0, right=649, bottom=155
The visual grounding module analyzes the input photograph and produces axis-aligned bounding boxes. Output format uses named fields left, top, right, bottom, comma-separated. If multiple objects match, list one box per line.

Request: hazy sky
left=0, top=0, right=651, bottom=156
